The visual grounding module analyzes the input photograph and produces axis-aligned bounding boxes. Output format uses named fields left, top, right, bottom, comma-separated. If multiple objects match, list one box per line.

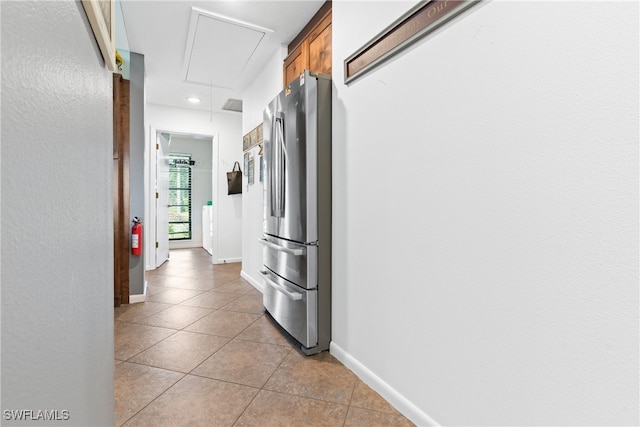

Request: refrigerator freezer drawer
left=262, top=269, right=317, bottom=348
left=260, top=235, right=317, bottom=290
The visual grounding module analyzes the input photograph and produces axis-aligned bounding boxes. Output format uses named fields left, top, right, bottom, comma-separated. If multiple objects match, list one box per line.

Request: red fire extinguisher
left=131, top=217, right=142, bottom=256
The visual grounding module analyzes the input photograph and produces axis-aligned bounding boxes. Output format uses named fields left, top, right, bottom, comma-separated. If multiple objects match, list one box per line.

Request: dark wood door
left=113, top=74, right=130, bottom=306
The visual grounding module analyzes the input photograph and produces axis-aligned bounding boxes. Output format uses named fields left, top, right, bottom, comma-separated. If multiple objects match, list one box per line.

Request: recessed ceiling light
left=187, top=97, right=201, bottom=104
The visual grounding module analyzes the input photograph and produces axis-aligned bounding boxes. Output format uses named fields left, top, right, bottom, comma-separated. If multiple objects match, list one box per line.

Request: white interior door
left=156, top=132, right=170, bottom=267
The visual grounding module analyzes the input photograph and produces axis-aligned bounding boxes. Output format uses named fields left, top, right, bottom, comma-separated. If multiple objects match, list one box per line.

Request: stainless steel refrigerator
left=260, top=71, right=331, bottom=355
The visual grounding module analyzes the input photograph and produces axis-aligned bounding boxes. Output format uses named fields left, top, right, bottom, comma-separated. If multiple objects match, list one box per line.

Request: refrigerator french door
left=261, top=71, right=331, bottom=355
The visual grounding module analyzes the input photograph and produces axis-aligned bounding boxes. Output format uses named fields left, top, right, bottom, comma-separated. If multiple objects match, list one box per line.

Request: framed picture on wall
left=243, top=134, right=250, bottom=152
left=81, top=0, right=117, bottom=71
left=257, top=124, right=263, bottom=144
left=243, top=152, right=249, bottom=176
left=259, top=156, right=264, bottom=182
left=250, top=128, right=258, bottom=149
left=248, top=157, right=254, bottom=185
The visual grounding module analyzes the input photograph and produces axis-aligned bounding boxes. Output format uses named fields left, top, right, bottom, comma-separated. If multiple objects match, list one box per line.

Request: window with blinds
left=168, top=154, right=192, bottom=240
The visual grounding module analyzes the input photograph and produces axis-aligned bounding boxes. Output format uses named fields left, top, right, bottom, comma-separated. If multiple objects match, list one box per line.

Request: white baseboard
left=241, top=270, right=265, bottom=293
left=169, top=241, right=200, bottom=250
left=214, top=257, right=242, bottom=264
left=129, top=294, right=145, bottom=304
left=129, top=280, right=147, bottom=304
left=330, top=342, right=438, bottom=427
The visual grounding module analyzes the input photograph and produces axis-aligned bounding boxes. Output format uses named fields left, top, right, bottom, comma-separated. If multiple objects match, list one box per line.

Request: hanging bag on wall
left=227, top=161, right=243, bottom=195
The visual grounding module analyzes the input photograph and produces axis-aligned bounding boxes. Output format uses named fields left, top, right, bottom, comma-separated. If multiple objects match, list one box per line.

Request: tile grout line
left=342, top=379, right=359, bottom=427
left=114, top=304, right=175, bottom=324
left=117, top=372, right=187, bottom=427
left=153, top=306, right=266, bottom=380
left=258, top=383, right=353, bottom=408
left=230, top=337, right=295, bottom=427
left=118, top=327, right=180, bottom=362
left=131, top=298, right=246, bottom=367
left=130, top=306, right=216, bottom=331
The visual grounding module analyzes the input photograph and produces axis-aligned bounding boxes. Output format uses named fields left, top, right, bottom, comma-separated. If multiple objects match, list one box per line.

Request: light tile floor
left=115, top=248, right=414, bottom=426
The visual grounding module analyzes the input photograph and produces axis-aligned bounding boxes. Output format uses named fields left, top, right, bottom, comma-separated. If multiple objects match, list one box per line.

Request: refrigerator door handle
left=260, top=271, right=303, bottom=301
left=258, top=238, right=304, bottom=256
left=271, top=113, right=286, bottom=217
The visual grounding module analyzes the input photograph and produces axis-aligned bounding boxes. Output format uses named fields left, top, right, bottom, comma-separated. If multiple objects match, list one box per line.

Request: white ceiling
left=118, top=0, right=325, bottom=114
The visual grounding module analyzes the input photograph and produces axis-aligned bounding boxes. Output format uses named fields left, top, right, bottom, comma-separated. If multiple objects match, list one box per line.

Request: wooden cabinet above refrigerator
left=283, top=1, right=332, bottom=87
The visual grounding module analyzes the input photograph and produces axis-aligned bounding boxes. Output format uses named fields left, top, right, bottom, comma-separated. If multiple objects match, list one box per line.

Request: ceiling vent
left=183, top=8, right=274, bottom=89
left=222, top=98, right=243, bottom=113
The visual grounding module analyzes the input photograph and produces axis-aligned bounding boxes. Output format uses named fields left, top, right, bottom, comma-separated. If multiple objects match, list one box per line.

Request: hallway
left=114, top=248, right=413, bottom=426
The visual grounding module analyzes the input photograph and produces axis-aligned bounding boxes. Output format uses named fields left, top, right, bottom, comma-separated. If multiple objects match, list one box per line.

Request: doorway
left=149, top=129, right=216, bottom=270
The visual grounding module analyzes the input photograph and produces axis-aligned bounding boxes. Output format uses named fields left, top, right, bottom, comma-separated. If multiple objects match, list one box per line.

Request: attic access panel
left=184, top=8, right=273, bottom=89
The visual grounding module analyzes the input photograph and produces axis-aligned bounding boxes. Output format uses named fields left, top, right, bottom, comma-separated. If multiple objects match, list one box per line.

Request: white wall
left=241, top=46, right=288, bottom=289
left=1, top=1, right=115, bottom=424
left=168, top=135, right=213, bottom=249
left=129, top=52, right=146, bottom=296
left=146, top=105, right=242, bottom=266
left=331, top=1, right=639, bottom=426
